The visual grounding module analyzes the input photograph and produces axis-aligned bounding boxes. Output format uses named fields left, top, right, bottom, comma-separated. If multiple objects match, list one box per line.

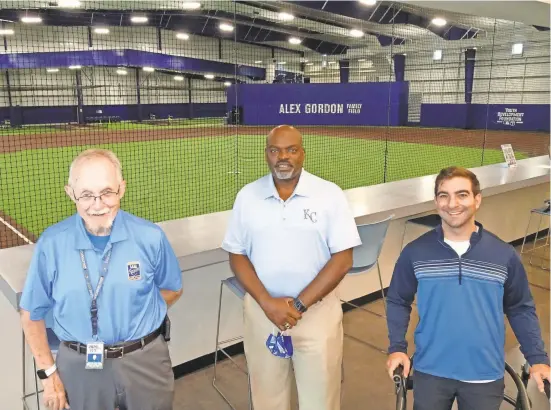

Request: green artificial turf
left=0, top=134, right=518, bottom=236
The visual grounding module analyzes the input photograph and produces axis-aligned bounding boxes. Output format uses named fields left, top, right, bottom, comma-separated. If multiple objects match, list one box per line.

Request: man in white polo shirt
left=222, top=125, right=361, bottom=410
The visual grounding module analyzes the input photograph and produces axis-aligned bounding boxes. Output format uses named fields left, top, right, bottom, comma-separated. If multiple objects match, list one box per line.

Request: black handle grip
left=544, top=379, right=550, bottom=400
left=393, top=365, right=404, bottom=383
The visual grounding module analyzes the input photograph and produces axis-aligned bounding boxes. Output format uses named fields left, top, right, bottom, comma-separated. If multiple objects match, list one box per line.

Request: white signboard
left=496, top=108, right=524, bottom=127
left=501, top=144, right=517, bottom=167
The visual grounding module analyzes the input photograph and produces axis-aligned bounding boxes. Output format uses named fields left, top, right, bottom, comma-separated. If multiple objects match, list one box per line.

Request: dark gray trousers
left=413, top=371, right=505, bottom=410
left=56, top=335, right=174, bottom=410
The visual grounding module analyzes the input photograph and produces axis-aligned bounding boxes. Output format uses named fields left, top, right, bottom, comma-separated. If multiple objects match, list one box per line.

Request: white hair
left=68, top=148, right=123, bottom=187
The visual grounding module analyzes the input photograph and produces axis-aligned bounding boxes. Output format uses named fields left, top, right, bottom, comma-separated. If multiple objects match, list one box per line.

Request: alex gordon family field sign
left=278, top=103, right=363, bottom=115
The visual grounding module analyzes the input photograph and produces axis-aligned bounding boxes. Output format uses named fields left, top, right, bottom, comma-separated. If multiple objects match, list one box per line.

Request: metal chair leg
left=341, top=299, right=384, bottom=318
left=247, top=373, right=253, bottom=410
left=341, top=263, right=388, bottom=355
left=213, top=281, right=224, bottom=384
left=33, top=358, right=41, bottom=410
left=212, top=280, right=252, bottom=410
left=529, top=215, right=542, bottom=266
left=400, top=223, right=408, bottom=251
left=376, top=261, right=387, bottom=317
left=520, top=213, right=532, bottom=256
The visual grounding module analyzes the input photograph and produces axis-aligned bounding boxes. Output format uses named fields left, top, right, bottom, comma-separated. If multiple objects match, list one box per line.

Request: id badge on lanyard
left=80, top=249, right=112, bottom=370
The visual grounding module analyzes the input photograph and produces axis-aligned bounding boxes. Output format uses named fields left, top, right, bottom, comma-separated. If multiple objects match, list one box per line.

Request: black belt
left=64, top=326, right=163, bottom=359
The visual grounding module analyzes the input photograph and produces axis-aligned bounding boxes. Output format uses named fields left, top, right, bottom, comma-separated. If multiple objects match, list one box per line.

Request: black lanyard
left=79, top=248, right=112, bottom=340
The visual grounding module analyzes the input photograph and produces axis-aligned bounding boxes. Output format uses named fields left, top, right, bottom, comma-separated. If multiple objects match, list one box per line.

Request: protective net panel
left=0, top=0, right=548, bottom=247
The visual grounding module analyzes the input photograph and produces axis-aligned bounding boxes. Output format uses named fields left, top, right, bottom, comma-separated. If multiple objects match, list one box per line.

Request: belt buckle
left=105, top=345, right=123, bottom=359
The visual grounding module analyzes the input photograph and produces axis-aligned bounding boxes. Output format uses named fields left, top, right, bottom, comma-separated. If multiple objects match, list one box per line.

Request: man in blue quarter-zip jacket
left=385, top=166, right=550, bottom=410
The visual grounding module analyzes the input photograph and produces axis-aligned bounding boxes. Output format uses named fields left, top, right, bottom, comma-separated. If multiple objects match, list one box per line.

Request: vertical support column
left=5, top=70, right=18, bottom=128
left=5, top=70, right=12, bottom=108
left=266, top=62, right=275, bottom=84
left=75, top=70, right=84, bottom=125
left=464, top=48, right=476, bottom=103
left=393, top=54, right=405, bottom=82
left=339, top=60, right=349, bottom=83
left=87, top=26, right=92, bottom=48
left=218, top=38, right=222, bottom=59
left=135, top=68, right=142, bottom=122
left=187, top=76, right=193, bottom=119
left=157, top=27, right=162, bottom=51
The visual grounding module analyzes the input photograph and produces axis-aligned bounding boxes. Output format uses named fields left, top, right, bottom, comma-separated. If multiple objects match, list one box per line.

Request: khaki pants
left=243, top=292, right=343, bottom=410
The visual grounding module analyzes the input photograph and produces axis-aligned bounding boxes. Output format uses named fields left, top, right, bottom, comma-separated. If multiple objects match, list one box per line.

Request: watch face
left=294, top=299, right=306, bottom=312
left=37, top=370, right=47, bottom=380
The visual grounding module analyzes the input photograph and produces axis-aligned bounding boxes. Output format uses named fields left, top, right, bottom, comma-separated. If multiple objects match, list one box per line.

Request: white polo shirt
left=222, top=169, right=362, bottom=298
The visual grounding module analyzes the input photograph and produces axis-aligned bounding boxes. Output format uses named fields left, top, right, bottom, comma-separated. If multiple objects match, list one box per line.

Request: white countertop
left=0, top=155, right=549, bottom=310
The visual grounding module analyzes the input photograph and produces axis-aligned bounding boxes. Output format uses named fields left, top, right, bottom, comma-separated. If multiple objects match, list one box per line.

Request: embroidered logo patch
left=127, top=261, right=141, bottom=281
left=303, top=208, right=318, bottom=223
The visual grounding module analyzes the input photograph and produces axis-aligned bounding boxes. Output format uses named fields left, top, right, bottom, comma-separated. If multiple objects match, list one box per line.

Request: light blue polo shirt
left=19, top=210, right=182, bottom=344
left=222, top=169, right=362, bottom=298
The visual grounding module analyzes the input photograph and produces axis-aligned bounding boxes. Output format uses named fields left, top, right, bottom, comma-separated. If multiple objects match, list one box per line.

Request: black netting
left=0, top=0, right=548, bottom=248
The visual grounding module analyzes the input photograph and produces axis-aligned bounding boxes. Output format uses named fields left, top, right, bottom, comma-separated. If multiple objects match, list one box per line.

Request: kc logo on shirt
left=127, top=261, right=141, bottom=281
left=303, top=209, right=317, bottom=223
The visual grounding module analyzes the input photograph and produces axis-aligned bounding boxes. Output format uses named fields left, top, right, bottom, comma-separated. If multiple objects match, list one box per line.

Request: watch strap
left=38, top=363, right=57, bottom=379
left=294, top=298, right=308, bottom=313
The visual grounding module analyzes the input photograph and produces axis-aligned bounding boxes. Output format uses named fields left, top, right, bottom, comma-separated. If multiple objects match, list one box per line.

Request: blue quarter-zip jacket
left=387, top=222, right=549, bottom=381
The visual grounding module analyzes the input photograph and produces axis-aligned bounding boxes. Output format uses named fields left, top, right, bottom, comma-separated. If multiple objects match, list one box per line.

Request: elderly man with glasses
left=20, top=148, right=183, bottom=410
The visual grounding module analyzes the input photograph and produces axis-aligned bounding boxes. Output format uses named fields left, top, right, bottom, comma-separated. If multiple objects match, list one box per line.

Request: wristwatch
left=293, top=298, right=308, bottom=313
left=37, top=363, right=57, bottom=380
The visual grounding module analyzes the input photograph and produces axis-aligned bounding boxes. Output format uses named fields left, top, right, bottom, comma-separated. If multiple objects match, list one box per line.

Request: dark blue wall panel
left=468, top=104, right=550, bottom=132
left=193, top=103, right=226, bottom=118
left=83, top=105, right=139, bottom=121
left=421, top=103, right=550, bottom=132
left=0, top=49, right=265, bottom=79
left=21, top=106, right=77, bottom=124
left=0, top=107, right=10, bottom=122
left=4, top=103, right=226, bottom=125
left=420, top=104, right=469, bottom=128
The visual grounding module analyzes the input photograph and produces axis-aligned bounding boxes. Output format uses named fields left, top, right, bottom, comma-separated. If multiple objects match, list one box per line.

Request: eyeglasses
left=72, top=185, right=120, bottom=206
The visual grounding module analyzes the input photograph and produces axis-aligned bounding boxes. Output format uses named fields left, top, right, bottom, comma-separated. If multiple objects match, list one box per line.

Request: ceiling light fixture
left=219, top=23, right=234, bottom=32
left=21, top=16, right=42, bottom=23
left=431, top=17, right=447, bottom=27
left=58, top=0, right=81, bottom=7
left=131, top=16, right=148, bottom=23
left=181, top=1, right=201, bottom=10
left=278, top=12, right=295, bottom=21
left=512, top=43, right=523, bottom=55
